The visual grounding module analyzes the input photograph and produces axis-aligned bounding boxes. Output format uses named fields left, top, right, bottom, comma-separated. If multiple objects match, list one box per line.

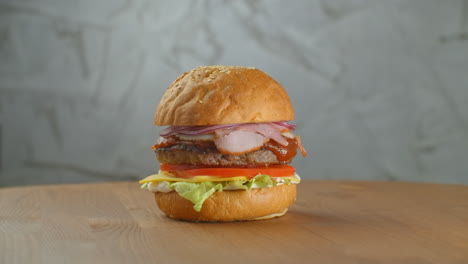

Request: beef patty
left=155, top=144, right=290, bottom=166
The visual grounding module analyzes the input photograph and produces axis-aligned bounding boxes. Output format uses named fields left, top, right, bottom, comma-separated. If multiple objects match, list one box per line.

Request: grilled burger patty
left=153, top=135, right=299, bottom=166
left=155, top=145, right=286, bottom=166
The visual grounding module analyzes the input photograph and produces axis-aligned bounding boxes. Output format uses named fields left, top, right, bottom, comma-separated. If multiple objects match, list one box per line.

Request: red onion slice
left=159, top=121, right=296, bottom=137
left=272, top=121, right=296, bottom=130
left=160, top=124, right=238, bottom=137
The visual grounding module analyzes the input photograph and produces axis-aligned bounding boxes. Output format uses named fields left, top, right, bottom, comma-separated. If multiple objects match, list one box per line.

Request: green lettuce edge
left=143, top=175, right=294, bottom=212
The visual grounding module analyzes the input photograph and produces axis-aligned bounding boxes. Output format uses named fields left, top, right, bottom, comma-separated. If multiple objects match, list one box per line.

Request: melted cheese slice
left=139, top=171, right=301, bottom=184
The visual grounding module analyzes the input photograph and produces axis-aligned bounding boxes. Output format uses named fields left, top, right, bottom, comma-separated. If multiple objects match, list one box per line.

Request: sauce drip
left=263, top=137, right=298, bottom=162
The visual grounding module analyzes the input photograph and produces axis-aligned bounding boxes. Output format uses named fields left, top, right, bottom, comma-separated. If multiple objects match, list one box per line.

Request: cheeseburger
left=140, top=65, right=307, bottom=222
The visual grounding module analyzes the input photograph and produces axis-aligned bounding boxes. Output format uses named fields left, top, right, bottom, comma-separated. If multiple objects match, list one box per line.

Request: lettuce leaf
left=245, top=174, right=274, bottom=189
left=169, top=181, right=223, bottom=212
left=164, top=174, right=287, bottom=212
left=140, top=182, right=150, bottom=189
left=222, top=180, right=250, bottom=191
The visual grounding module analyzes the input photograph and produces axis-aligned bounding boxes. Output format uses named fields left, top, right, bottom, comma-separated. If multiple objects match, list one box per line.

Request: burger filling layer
left=140, top=172, right=301, bottom=212
left=141, top=122, right=307, bottom=212
left=156, top=139, right=292, bottom=166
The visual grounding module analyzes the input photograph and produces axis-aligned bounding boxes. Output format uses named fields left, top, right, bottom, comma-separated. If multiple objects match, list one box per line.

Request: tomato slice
left=160, top=164, right=295, bottom=178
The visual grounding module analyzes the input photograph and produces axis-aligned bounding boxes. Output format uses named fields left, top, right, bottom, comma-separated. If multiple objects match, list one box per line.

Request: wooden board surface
left=1, top=180, right=468, bottom=264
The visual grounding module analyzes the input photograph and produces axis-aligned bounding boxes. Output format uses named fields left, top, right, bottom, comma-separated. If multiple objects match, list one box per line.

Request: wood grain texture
left=1, top=180, right=468, bottom=264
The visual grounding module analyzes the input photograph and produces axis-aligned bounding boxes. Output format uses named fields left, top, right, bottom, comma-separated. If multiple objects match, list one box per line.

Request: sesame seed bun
left=154, top=66, right=294, bottom=126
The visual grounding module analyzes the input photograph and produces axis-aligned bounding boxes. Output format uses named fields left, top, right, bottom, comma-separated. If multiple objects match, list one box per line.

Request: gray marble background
left=1, top=0, right=468, bottom=187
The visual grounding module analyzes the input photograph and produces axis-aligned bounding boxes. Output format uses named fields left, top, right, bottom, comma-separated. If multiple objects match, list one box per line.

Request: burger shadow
left=280, top=210, right=332, bottom=224
left=162, top=210, right=347, bottom=241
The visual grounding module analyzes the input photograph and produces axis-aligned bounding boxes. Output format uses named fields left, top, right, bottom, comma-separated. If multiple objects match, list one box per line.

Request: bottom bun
left=155, top=184, right=297, bottom=222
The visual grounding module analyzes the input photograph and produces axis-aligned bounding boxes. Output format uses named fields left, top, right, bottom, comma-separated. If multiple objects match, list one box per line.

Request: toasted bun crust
left=154, top=66, right=294, bottom=126
left=154, top=184, right=296, bottom=222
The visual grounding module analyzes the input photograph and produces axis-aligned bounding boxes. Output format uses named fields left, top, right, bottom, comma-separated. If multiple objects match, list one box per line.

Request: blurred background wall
left=1, top=0, right=468, bottom=187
